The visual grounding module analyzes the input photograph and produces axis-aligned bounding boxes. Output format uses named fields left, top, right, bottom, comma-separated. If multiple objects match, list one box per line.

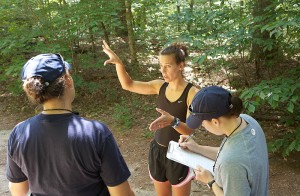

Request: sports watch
left=207, top=179, right=215, bottom=189
left=170, top=117, right=180, bottom=128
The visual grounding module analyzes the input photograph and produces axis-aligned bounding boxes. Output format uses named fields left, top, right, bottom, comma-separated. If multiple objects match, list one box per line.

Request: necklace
left=213, top=117, right=243, bottom=172
left=42, top=108, right=79, bottom=115
left=226, top=117, right=243, bottom=138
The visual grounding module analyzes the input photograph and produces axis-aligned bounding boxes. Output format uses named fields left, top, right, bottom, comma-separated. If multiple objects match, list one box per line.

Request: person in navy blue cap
left=6, top=53, right=135, bottom=196
left=179, top=86, right=269, bottom=196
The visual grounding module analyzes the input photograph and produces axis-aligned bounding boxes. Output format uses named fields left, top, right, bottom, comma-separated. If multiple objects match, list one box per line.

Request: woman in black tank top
left=103, top=40, right=199, bottom=196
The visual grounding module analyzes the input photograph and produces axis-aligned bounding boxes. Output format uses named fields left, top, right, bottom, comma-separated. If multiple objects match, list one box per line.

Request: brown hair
left=159, top=42, right=188, bottom=64
left=225, top=97, right=244, bottom=118
left=23, top=74, right=66, bottom=104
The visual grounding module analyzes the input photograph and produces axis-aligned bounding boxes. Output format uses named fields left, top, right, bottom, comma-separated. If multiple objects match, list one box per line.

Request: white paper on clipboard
left=167, top=141, right=215, bottom=174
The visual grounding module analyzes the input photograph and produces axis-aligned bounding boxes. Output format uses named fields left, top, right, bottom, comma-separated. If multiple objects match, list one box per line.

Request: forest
left=0, top=0, right=299, bottom=157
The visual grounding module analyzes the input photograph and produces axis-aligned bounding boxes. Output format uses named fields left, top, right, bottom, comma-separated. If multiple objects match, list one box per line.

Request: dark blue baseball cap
left=21, top=53, right=71, bottom=83
left=186, top=86, right=233, bottom=129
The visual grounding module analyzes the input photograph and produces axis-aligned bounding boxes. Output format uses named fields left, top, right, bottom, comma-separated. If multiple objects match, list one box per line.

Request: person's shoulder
left=240, top=114, right=262, bottom=128
left=9, top=115, right=38, bottom=140
left=75, top=116, right=109, bottom=128
left=190, top=85, right=199, bottom=94
left=73, top=116, right=112, bottom=135
left=149, top=79, right=164, bottom=87
left=187, top=85, right=199, bottom=101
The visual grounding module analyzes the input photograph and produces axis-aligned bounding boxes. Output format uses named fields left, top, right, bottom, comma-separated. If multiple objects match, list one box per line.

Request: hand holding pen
left=178, top=132, right=198, bottom=152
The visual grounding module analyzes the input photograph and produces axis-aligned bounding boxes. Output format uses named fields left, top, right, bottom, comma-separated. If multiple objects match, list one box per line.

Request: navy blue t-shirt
left=6, top=113, right=130, bottom=196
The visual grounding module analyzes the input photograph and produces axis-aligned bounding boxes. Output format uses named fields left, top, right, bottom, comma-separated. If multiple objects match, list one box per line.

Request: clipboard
left=167, top=141, right=215, bottom=174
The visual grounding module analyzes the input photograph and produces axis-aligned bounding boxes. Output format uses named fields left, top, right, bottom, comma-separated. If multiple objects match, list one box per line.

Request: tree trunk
left=250, top=0, right=279, bottom=79
left=116, top=0, right=128, bottom=37
left=177, top=0, right=181, bottom=31
left=88, top=27, right=96, bottom=58
left=100, top=22, right=110, bottom=45
left=125, top=0, right=137, bottom=64
left=187, top=0, right=194, bottom=32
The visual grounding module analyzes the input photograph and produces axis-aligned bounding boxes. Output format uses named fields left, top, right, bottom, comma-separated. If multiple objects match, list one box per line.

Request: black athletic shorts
left=148, top=140, right=194, bottom=186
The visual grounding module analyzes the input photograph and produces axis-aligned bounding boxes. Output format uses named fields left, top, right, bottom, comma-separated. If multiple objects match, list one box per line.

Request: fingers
left=149, top=117, right=167, bottom=131
left=104, top=60, right=110, bottom=66
left=195, top=165, right=204, bottom=172
left=156, top=108, right=167, bottom=115
left=179, top=135, right=189, bottom=143
left=102, top=40, right=110, bottom=49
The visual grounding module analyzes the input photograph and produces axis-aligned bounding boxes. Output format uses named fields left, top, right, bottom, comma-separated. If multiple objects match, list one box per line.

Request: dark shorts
left=148, top=140, right=194, bottom=186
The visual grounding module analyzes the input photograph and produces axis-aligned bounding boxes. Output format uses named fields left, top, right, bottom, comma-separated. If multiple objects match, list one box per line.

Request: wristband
left=207, top=179, right=215, bottom=189
left=170, top=117, right=180, bottom=128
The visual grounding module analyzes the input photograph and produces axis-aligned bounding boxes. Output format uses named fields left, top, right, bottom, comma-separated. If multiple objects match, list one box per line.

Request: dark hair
left=225, top=97, right=244, bottom=118
left=159, top=42, right=188, bottom=64
left=23, top=74, right=66, bottom=104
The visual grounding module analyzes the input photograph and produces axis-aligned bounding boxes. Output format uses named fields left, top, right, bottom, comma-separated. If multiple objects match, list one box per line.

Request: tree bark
left=125, top=0, right=137, bottom=64
left=116, top=0, right=128, bottom=36
left=187, top=0, right=194, bottom=32
left=250, top=0, right=279, bottom=79
left=177, top=0, right=181, bottom=31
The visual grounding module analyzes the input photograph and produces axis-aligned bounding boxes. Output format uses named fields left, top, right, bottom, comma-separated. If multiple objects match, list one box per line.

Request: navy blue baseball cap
left=186, top=86, right=233, bottom=129
left=21, top=53, right=71, bottom=83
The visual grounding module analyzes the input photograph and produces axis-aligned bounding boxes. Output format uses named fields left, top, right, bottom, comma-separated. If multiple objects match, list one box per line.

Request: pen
left=178, top=132, right=196, bottom=148
left=183, top=132, right=196, bottom=143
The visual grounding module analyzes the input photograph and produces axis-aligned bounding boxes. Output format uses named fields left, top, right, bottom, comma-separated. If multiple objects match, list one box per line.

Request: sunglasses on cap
left=188, top=105, right=217, bottom=116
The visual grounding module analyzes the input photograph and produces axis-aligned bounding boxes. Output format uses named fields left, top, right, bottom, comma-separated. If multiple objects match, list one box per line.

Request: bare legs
left=153, top=180, right=192, bottom=196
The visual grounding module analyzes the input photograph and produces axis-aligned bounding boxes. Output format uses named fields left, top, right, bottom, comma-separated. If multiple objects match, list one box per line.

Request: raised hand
left=102, top=40, right=123, bottom=66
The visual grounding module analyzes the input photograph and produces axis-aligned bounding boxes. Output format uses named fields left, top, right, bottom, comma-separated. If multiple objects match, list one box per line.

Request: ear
left=211, top=118, right=220, bottom=126
left=65, top=74, right=73, bottom=88
left=179, top=62, right=185, bottom=71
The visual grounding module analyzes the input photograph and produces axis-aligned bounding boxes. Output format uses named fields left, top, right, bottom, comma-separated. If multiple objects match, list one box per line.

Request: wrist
left=207, top=179, right=215, bottom=190
left=170, top=117, right=180, bottom=128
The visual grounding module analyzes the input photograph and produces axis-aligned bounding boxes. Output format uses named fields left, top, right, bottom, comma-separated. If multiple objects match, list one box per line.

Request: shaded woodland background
left=0, top=0, right=299, bottom=157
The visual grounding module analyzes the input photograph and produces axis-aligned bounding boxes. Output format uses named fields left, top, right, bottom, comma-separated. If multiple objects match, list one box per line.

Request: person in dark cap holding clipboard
left=179, top=86, right=269, bottom=196
left=6, top=54, right=134, bottom=196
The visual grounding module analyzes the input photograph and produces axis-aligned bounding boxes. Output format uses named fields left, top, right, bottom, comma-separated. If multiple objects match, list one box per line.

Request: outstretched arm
left=149, top=108, right=194, bottom=135
left=102, top=40, right=162, bottom=95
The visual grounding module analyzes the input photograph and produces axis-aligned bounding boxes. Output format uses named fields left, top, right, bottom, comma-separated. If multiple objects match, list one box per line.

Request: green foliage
left=112, top=97, right=134, bottom=130
left=240, top=67, right=300, bottom=156
left=112, top=93, right=156, bottom=132
left=1, top=0, right=299, bottom=156
left=72, top=74, right=100, bottom=94
left=141, top=130, right=154, bottom=139
left=268, top=128, right=300, bottom=157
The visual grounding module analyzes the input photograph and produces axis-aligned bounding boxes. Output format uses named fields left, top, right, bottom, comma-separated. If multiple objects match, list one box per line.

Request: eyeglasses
left=188, top=105, right=216, bottom=116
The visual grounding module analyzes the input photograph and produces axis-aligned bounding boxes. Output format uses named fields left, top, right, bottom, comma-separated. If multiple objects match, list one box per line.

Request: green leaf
left=287, top=102, right=294, bottom=113
left=248, top=103, right=256, bottom=113
left=273, top=94, right=279, bottom=101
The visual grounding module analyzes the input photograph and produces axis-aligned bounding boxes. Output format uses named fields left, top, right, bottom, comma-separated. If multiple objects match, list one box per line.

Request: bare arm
left=9, top=181, right=29, bottom=196
left=107, top=181, right=135, bottom=196
left=102, top=40, right=163, bottom=95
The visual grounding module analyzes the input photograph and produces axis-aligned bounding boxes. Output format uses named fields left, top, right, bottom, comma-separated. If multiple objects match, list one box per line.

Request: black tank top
left=154, top=82, right=193, bottom=146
